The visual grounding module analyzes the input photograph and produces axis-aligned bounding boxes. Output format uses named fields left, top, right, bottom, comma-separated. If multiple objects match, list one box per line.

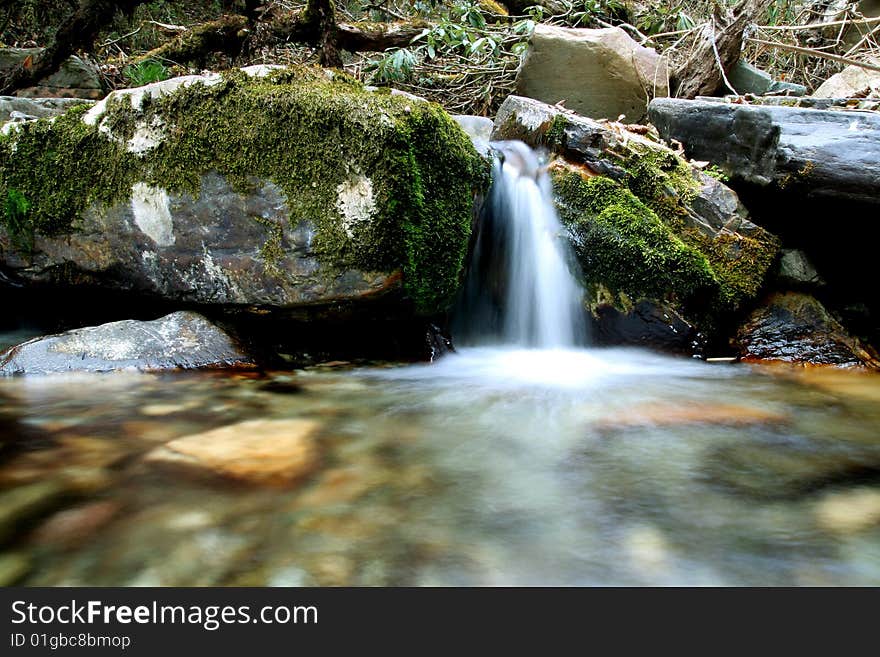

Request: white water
left=455, top=141, right=587, bottom=349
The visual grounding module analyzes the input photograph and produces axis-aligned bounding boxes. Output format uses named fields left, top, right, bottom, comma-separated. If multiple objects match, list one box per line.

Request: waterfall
left=454, top=140, right=587, bottom=348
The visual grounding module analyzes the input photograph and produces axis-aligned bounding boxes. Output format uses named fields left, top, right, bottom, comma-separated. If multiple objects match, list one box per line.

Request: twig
left=746, top=36, right=880, bottom=73
left=755, top=15, right=880, bottom=32
left=710, top=22, right=738, bottom=95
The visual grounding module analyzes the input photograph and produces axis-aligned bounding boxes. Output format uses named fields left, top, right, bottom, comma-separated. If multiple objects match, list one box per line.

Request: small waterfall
left=454, top=140, right=587, bottom=348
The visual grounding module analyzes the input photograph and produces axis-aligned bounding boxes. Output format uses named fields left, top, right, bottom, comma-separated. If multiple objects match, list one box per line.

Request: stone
left=0, top=96, right=93, bottom=123
left=453, top=115, right=494, bottom=156
left=735, top=292, right=878, bottom=367
left=776, top=249, right=824, bottom=288
left=0, top=48, right=102, bottom=99
left=647, top=97, right=880, bottom=206
left=814, top=63, right=880, bottom=98
left=0, top=311, right=253, bottom=375
left=493, top=95, right=778, bottom=353
left=515, top=25, right=668, bottom=123
left=728, top=60, right=773, bottom=95
left=144, top=418, right=322, bottom=487
left=815, top=487, right=880, bottom=534
left=0, top=481, right=69, bottom=544
left=0, top=67, right=486, bottom=317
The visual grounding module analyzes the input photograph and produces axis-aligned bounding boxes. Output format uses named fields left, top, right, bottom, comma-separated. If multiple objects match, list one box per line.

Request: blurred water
left=1, top=347, right=879, bottom=586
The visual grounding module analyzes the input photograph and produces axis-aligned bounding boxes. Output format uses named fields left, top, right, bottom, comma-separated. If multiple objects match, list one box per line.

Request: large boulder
left=0, top=311, right=252, bottom=375
left=493, top=95, right=779, bottom=352
left=734, top=292, right=879, bottom=367
left=647, top=97, right=880, bottom=206
left=0, top=48, right=102, bottom=100
left=0, top=67, right=486, bottom=316
left=514, top=25, right=668, bottom=124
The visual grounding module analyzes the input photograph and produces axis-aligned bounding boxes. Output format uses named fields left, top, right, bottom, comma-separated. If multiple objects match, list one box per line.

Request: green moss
left=0, top=67, right=487, bottom=314
left=554, top=171, right=718, bottom=312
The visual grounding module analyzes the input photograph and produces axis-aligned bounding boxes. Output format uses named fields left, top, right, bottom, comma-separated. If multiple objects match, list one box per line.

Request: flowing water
left=1, top=145, right=879, bottom=586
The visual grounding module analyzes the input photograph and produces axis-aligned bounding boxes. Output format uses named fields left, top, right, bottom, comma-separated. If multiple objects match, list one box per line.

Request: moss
left=553, top=171, right=718, bottom=313
left=0, top=67, right=487, bottom=314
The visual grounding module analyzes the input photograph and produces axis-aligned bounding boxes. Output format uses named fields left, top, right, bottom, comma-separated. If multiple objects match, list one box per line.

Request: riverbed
left=1, top=347, right=879, bottom=586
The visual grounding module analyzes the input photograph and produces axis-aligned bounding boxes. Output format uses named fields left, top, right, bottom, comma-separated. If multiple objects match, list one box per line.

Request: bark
left=672, top=0, right=761, bottom=99
left=133, top=14, right=249, bottom=66
left=0, top=0, right=148, bottom=96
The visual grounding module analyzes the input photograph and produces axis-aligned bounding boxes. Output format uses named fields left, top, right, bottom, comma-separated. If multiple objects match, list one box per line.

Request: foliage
left=123, top=59, right=170, bottom=86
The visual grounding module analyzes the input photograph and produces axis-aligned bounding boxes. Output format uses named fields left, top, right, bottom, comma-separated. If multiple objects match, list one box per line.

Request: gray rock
left=0, top=311, right=253, bottom=375
left=648, top=97, right=880, bottom=205
left=728, top=61, right=773, bottom=95
left=453, top=115, right=494, bottom=157
left=0, top=48, right=102, bottom=99
left=777, top=249, right=824, bottom=287
left=0, top=96, right=93, bottom=123
left=514, top=25, right=668, bottom=123
left=1, top=173, right=398, bottom=307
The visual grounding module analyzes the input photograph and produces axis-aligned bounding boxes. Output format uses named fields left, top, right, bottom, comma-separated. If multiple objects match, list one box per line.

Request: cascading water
left=454, top=140, right=587, bottom=348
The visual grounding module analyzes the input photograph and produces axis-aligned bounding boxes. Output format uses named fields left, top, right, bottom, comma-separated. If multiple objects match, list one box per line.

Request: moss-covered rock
left=0, top=66, right=487, bottom=315
left=493, top=95, right=779, bottom=339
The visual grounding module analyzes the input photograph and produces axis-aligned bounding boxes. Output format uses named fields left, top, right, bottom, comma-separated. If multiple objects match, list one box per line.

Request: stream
left=1, top=346, right=879, bottom=586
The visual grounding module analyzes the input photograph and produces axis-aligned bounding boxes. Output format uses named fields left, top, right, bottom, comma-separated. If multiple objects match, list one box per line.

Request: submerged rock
left=0, top=311, right=252, bottom=375
left=144, top=418, right=321, bottom=488
left=493, top=95, right=779, bottom=351
left=515, top=25, right=668, bottom=123
left=0, top=67, right=486, bottom=317
left=814, top=487, right=880, bottom=535
left=735, top=292, right=879, bottom=367
left=0, top=480, right=69, bottom=544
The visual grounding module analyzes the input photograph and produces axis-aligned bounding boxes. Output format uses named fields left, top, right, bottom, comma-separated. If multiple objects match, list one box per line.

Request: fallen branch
left=746, top=37, right=880, bottom=74
left=131, top=14, right=249, bottom=66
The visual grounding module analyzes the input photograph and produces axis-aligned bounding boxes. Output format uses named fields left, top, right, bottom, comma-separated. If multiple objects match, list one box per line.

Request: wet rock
left=591, top=300, right=702, bottom=354
left=0, top=552, right=31, bottom=585
left=735, top=292, right=878, bottom=367
left=0, top=68, right=486, bottom=317
left=814, top=64, right=880, bottom=99
left=144, top=418, right=321, bottom=488
left=647, top=97, right=880, bottom=206
left=515, top=25, right=668, bottom=123
left=0, top=480, right=69, bottom=544
left=0, top=311, right=253, bottom=375
left=0, top=48, right=102, bottom=99
left=815, top=487, right=880, bottom=535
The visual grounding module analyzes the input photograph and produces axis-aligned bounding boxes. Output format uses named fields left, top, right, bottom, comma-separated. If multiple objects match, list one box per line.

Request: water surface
left=1, top=347, right=879, bottom=586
